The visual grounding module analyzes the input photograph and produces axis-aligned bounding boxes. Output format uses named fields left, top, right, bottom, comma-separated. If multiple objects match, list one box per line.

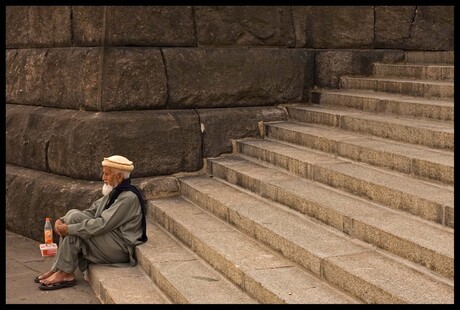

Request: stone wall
left=5, top=6, right=454, bottom=241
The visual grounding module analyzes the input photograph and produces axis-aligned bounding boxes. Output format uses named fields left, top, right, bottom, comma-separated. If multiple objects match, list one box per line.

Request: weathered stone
left=315, top=50, right=404, bottom=89
left=404, top=6, right=454, bottom=51
left=197, top=106, right=287, bottom=158
left=105, top=6, right=196, bottom=46
left=6, top=164, right=101, bottom=242
left=6, top=105, right=203, bottom=179
left=164, top=47, right=314, bottom=108
left=374, top=6, right=415, bottom=49
left=6, top=6, right=71, bottom=48
left=195, top=6, right=295, bottom=47
left=101, top=47, right=168, bottom=111
left=72, top=6, right=105, bottom=46
left=6, top=48, right=101, bottom=109
left=292, top=6, right=374, bottom=48
left=6, top=104, right=76, bottom=171
left=6, top=47, right=168, bottom=111
left=375, top=6, right=454, bottom=50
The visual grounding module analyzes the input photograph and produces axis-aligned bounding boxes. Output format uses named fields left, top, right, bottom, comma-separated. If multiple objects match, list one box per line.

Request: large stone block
left=195, top=6, right=295, bottom=47
left=6, top=105, right=203, bottom=180
left=73, top=6, right=196, bottom=47
left=315, top=50, right=404, bottom=89
left=6, top=48, right=101, bottom=109
left=5, top=105, right=76, bottom=171
left=164, top=47, right=314, bottom=108
left=6, top=164, right=101, bottom=242
left=101, top=47, right=168, bottom=111
left=292, top=6, right=374, bottom=48
left=197, top=106, right=288, bottom=157
left=375, top=6, right=454, bottom=50
left=6, top=47, right=168, bottom=111
left=6, top=6, right=72, bottom=48
left=72, top=6, right=105, bottom=46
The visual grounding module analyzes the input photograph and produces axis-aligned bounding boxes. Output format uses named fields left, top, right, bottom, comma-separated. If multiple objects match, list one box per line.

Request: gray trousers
left=50, top=209, right=130, bottom=274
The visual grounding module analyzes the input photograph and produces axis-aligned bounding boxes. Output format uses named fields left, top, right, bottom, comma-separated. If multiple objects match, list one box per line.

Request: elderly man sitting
left=35, top=155, right=147, bottom=290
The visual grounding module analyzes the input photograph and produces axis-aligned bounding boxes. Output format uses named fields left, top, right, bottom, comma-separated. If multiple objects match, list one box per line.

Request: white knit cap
left=102, top=155, right=134, bottom=172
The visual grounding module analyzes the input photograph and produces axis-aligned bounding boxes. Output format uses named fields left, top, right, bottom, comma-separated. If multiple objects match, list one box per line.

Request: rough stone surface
left=104, top=6, right=196, bottom=46
left=6, top=47, right=168, bottom=111
left=72, top=6, right=105, bottom=46
left=164, top=47, right=314, bottom=108
left=375, top=6, right=454, bottom=50
left=6, top=48, right=101, bottom=109
left=6, top=105, right=203, bottom=179
left=6, top=6, right=72, bottom=48
left=197, top=106, right=288, bottom=158
left=195, top=6, right=295, bottom=47
left=292, top=6, right=374, bottom=48
left=101, top=47, right=168, bottom=111
left=5, top=164, right=101, bottom=243
left=315, top=50, right=404, bottom=89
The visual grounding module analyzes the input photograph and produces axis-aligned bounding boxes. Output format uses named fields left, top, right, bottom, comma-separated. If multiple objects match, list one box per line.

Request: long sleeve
left=66, top=191, right=143, bottom=244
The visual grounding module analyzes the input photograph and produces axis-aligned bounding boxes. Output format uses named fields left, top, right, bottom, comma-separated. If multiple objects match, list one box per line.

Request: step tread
left=136, top=223, right=258, bottom=304
left=89, top=264, right=171, bottom=304
left=374, top=63, right=454, bottom=69
left=151, top=196, right=361, bottom=304
left=207, top=155, right=453, bottom=256
left=313, top=89, right=454, bottom=106
left=288, top=104, right=453, bottom=132
left=265, top=121, right=453, bottom=167
left=341, top=76, right=454, bottom=85
left=236, top=139, right=453, bottom=207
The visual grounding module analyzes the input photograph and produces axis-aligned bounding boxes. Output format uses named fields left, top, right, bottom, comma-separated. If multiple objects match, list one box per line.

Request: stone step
left=149, top=196, right=361, bottom=304
left=309, top=89, right=454, bottom=121
left=286, top=104, right=453, bottom=151
left=135, top=223, right=258, bottom=304
left=339, top=76, right=453, bottom=99
left=87, top=264, right=171, bottom=304
left=264, top=121, right=454, bottom=185
left=212, top=149, right=454, bottom=228
left=404, top=51, right=454, bottom=64
left=372, top=63, right=454, bottom=81
left=180, top=174, right=454, bottom=282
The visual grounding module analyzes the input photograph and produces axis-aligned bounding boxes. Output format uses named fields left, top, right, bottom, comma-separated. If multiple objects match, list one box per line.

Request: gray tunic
left=50, top=190, right=144, bottom=274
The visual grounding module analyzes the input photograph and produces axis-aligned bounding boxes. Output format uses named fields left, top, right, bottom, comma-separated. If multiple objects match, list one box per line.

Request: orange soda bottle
left=44, top=217, right=53, bottom=244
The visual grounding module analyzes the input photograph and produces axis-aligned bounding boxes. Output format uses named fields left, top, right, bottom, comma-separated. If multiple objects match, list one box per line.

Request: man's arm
left=65, top=192, right=141, bottom=239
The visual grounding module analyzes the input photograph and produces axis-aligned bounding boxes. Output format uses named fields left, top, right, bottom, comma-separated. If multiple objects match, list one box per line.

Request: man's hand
left=55, top=222, right=68, bottom=237
left=53, top=219, right=63, bottom=236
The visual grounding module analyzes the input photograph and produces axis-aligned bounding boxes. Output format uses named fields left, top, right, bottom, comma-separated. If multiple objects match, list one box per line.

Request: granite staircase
left=87, top=52, right=454, bottom=304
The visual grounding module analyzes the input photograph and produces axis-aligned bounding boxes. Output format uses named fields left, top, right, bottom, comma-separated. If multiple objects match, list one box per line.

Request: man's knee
left=65, top=210, right=90, bottom=224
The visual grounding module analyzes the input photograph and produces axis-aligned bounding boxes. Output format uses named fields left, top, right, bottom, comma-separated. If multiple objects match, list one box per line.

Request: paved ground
left=5, top=230, right=101, bottom=304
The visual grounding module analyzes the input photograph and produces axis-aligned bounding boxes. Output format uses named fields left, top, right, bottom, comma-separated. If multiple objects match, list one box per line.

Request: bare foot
left=40, top=270, right=75, bottom=285
left=37, top=270, right=55, bottom=282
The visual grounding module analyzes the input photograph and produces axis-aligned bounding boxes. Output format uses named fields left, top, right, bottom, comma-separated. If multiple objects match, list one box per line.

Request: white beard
left=102, top=183, right=114, bottom=196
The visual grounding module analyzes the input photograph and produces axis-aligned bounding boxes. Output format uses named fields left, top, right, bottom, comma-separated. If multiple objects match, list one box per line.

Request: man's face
left=102, top=166, right=121, bottom=187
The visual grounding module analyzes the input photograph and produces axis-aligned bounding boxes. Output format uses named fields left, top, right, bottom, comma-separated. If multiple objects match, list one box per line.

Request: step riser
left=135, top=249, right=190, bottom=304
left=180, top=180, right=325, bottom=276
left=404, top=51, right=454, bottom=64
left=150, top=201, right=363, bottom=304
left=340, top=78, right=454, bottom=99
left=234, top=143, right=452, bottom=228
left=181, top=176, right=453, bottom=280
left=310, top=91, right=454, bottom=121
left=288, top=108, right=454, bottom=151
left=373, top=65, right=454, bottom=81
left=265, top=125, right=454, bottom=185
left=150, top=203, right=287, bottom=304
left=134, top=224, right=257, bottom=304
